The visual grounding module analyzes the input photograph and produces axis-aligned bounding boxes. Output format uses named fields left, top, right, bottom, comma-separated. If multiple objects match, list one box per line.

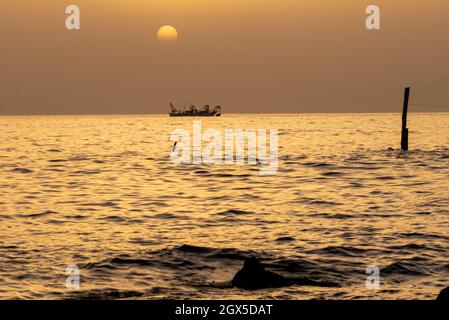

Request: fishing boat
left=169, top=103, right=221, bottom=117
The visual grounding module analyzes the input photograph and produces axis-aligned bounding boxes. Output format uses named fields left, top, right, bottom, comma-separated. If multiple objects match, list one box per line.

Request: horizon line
left=1, top=111, right=449, bottom=116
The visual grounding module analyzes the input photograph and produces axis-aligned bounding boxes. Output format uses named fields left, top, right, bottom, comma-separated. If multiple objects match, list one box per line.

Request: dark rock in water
left=437, top=287, right=449, bottom=301
left=231, top=257, right=341, bottom=290
left=232, top=257, right=292, bottom=290
left=178, top=244, right=212, bottom=254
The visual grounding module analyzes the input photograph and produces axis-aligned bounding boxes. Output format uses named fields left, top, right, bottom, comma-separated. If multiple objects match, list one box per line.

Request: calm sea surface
left=0, top=113, right=448, bottom=299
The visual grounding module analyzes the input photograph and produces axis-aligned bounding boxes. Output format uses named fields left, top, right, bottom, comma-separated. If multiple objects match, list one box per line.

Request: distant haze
left=1, top=0, right=449, bottom=115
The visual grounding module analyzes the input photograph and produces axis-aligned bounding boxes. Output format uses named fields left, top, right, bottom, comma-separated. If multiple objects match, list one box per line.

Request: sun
left=157, top=26, right=178, bottom=42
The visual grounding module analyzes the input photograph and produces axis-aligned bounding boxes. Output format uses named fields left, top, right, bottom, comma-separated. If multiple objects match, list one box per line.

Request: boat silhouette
left=169, top=103, right=221, bottom=117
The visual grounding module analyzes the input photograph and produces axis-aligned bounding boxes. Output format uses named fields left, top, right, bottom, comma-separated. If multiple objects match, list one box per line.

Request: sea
left=0, top=113, right=448, bottom=299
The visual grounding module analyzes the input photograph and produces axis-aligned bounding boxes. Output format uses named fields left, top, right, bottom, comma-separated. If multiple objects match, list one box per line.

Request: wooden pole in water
left=401, top=87, right=410, bottom=151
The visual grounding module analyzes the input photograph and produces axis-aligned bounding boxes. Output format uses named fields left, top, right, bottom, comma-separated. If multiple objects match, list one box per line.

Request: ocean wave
left=381, top=260, right=427, bottom=276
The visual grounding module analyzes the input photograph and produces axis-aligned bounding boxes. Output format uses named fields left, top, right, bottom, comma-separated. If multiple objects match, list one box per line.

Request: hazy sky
left=1, top=0, right=449, bottom=114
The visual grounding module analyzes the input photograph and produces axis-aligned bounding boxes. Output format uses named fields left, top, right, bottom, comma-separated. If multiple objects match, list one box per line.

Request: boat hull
left=169, top=113, right=221, bottom=117
left=169, top=103, right=222, bottom=117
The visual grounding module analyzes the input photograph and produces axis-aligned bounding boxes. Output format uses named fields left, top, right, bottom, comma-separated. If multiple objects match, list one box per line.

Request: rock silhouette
left=437, top=287, right=449, bottom=301
left=231, top=257, right=340, bottom=290
left=232, top=257, right=292, bottom=290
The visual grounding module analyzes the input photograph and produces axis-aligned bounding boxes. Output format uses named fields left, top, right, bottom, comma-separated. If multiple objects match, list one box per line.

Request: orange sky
left=1, top=0, right=449, bottom=114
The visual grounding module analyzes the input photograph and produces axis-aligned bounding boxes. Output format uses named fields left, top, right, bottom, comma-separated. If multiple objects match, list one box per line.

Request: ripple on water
left=11, top=168, right=33, bottom=174
left=214, top=209, right=255, bottom=216
left=82, top=201, right=118, bottom=207
left=381, top=260, right=428, bottom=277
left=72, top=170, right=101, bottom=175
left=306, top=245, right=375, bottom=258
left=14, top=210, right=58, bottom=219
